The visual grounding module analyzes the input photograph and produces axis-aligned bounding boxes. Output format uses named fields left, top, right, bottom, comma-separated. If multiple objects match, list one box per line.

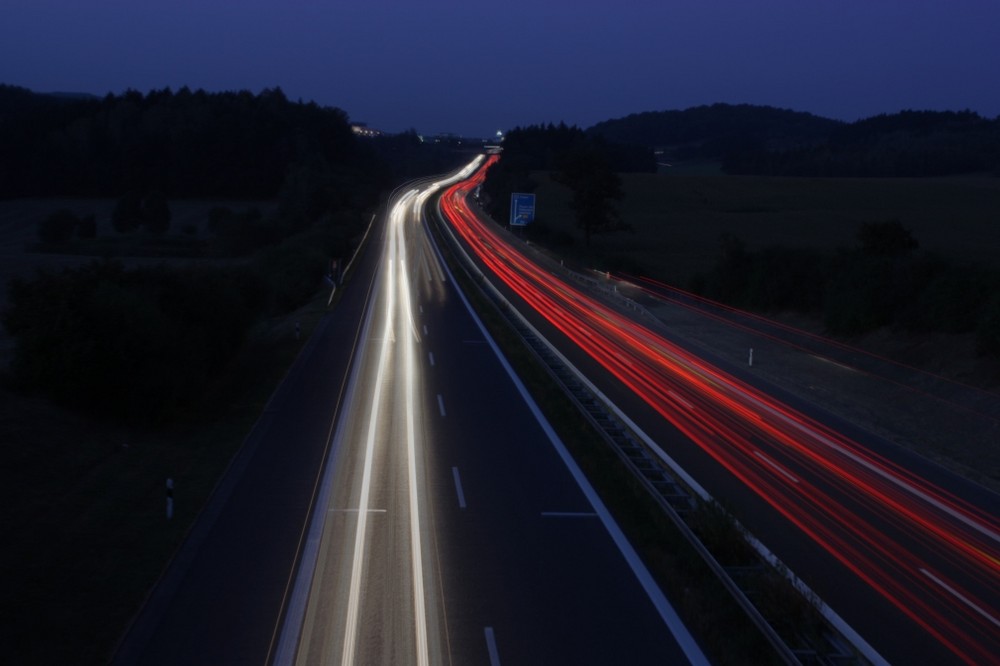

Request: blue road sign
left=510, top=192, right=535, bottom=227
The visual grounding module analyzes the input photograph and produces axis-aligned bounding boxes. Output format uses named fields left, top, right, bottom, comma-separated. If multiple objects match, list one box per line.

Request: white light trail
left=342, top=187, right=433, bottom=666
left=340, top=223, right=395, bottom=665
left=397, top=202, right=430, bottom=666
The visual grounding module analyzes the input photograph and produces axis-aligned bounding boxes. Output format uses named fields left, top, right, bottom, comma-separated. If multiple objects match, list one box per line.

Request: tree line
left=588, top=103, right=1000, bottom=177
left=692, top=221, right=1000, bottom=358
left=480, top=123, right=653, bottom=245
left=1, top=84, right=400, bottom=423
left=0, top=84, right=388, bottom=199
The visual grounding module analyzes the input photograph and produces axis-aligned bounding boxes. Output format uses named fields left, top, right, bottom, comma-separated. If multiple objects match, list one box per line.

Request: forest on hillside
left=588, top=103, right=1000, bottom=177
left=0, top=83, right=391, bottom=200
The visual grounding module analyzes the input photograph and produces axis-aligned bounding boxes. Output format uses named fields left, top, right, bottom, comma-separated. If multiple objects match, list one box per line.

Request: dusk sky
left=3, top=1, right=999, bottom=138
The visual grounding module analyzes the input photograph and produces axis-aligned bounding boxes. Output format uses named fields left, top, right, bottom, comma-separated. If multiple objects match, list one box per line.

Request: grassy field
left=531, top=172, right=1000, bottom=285
left=0, top=198, right=272, bottom=358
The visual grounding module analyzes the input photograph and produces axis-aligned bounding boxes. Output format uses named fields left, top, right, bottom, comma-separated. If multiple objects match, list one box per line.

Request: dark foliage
left=77, top=214, right=96, bottom=239
left=725, top=110, right=1000, bottom=176
left=553, top=144, right=627, bottom=245
left=3, top=261, right=266, bottom=423
left=857, top=219, right=919, bottom=257
left=111, top=192, right=144, bottom=233
left=0, top=84, right=388, bottom=199
left=1, top=85, right=392, bottom=424
left=585, top=102, right=1000, bottom=177
left=37, top=209, right=80, bottom=245
left=589, top=103, right=840, bottom=164
left=481, top=123, right=650, bottom=231
left=366, top=129, right=478, bottom=180
left=142, top=191, right=171, bottom=234
left=694, top=222, right=1000, bottom=357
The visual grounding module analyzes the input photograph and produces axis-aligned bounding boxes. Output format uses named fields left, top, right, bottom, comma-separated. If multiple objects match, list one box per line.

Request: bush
left=38, top=209, right=79, bottom=244
left=253, top=233, right=328, bottom=314
left=112, top=192, right=143, bottom=233
left=142, top=191, right=171, bottom=234
left=77, top=214, right=97, bottom=239
left=3, top=261, right=264, bottom=423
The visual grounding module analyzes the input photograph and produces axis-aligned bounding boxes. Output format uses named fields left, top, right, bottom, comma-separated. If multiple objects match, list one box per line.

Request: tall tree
left=111, top=192, right=143, bottom=233
left=554, top=147, right=626, bottom=246
left=142, top=191, right=171, bottom=234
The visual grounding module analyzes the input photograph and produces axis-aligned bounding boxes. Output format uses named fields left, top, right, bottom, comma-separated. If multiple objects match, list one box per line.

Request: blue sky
left=2, top=1, right=998, bottom=137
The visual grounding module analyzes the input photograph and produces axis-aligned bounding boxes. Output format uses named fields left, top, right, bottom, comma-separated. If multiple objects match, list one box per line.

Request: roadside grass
left=0, top=286, right=331, bottom=665
left=0, top=198, right=272, bottom=317
left=531, top=172, right=1000, bottom=285
left=433, top=216, right=782, bottom=665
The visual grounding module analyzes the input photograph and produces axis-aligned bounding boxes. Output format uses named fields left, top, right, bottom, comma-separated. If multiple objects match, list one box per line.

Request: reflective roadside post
left=166, top=478, right=174, bottom=520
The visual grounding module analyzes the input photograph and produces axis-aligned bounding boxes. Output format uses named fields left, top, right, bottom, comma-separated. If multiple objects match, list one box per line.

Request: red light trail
left=439, top=157, right=1000, bottom=665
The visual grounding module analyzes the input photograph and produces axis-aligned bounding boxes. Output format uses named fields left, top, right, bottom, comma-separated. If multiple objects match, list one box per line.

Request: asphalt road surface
left=115, top=163, right=706, bottom=665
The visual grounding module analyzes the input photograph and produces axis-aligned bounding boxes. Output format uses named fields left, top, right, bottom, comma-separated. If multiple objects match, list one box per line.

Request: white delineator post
left=166, top=478, right=174, bottom=520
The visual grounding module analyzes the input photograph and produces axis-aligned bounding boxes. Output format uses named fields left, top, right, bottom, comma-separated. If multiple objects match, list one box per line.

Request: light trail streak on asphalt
left=280, top=161, right=485, bottom=665
left=397, top=197, right=431, bottom=666
left=439, top=156, right=1000, bottom=665
left=340, top=190, right=413, bottom=665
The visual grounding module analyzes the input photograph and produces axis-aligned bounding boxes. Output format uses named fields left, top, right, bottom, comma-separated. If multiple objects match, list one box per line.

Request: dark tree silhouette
left=857, top=219, right=919, bottom=257
left=37, top=209, right=79, bottom=244
left=142, top=191, right=171, bottom=234
left=111, top=192, right=143, bottom=233
left=554, top=146, right=626, bottom=246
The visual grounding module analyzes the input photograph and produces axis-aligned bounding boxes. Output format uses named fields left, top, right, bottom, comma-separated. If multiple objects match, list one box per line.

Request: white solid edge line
left=753, top=450, right=800, bottom=484
left=427, top=211, right=710, bottom=666
left=452, top=466, right=467, bottom=509
left=920, top=568, right=1000, bottom=630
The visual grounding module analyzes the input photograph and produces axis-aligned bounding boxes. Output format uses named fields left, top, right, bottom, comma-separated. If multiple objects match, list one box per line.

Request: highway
left=273, top=162, right=706, bottom=665
left=114, top=161, right=705, bottom=665
left=437, top=155, right=1000, bottom=665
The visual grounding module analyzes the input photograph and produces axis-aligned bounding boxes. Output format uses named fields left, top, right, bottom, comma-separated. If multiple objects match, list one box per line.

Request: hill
left=587, top=103, right=1000, bottom=177
left=588, top=103, right=839, bottom=165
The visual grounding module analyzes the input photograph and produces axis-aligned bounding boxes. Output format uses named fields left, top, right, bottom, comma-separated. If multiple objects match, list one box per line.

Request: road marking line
left=484, top=627, right=501, bottom=666
left=810, top=354, right=858, bottom=373
left=541, top=511, right=598, bottom=517
left=667, top=389, right=694, bottom=410
left=452, top=467, right=467, bottom=509
left=428, top=351, right=435, bottom=367
left=423, top=324, right=428, bottom=336
left=753, top=450, right=800, bottom=484
left=437, top=394, right=446, bottom=417
left=329, top=508, right=387, bottom=513
left=756, top=392, right=1000, bottom=545
left=920, top=568, right=1000, bottom=630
